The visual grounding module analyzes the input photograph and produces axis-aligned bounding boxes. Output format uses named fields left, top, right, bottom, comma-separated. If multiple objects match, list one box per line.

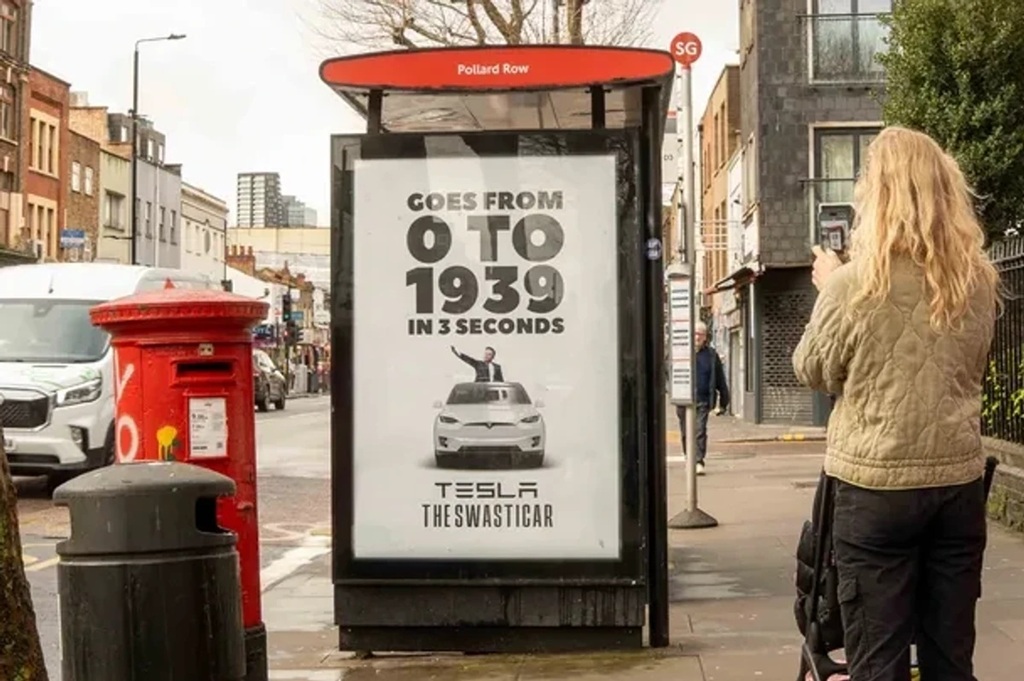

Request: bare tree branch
left=305, top=0, right=663, bottom=55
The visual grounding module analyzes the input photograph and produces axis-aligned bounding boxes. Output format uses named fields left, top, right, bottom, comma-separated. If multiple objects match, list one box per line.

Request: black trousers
left=832, top=477, right=987, bottom=681
left=674, top=402, right=710, bottom=462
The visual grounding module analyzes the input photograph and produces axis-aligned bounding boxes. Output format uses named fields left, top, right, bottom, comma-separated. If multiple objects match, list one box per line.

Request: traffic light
left=281, top=292, right=292, bottom=323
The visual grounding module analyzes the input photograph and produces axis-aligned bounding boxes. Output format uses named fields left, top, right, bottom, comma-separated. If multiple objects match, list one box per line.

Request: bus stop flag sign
left=670, top=32, right=702, bottom=68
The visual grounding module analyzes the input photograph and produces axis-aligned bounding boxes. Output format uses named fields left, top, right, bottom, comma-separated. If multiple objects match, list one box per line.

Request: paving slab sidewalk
left=264, top=434, right=1024, bottom=680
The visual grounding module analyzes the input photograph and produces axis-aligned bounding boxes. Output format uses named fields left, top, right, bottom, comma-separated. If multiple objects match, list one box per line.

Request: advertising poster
left=351, top=154, right=621, bottom=560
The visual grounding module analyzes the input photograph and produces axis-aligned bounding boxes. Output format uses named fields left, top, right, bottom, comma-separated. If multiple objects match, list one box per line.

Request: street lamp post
left=129, top=33, right=186, bottom=266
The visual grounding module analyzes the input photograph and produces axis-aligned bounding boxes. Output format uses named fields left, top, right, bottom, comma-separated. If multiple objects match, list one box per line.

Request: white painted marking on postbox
left=113, top=350, right=139, bottom=462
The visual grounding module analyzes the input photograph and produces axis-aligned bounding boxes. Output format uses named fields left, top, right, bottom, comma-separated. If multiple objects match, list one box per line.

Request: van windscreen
left=0, top=300, right=109, bottom=363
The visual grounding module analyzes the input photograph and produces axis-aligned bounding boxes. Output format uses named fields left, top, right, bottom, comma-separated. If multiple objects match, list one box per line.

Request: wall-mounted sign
left=60, top=229, right=86, bottom=249
left=351, top=154, right=621, bottom=561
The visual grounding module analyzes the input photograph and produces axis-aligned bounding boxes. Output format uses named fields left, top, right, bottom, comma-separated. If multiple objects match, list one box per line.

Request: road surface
left=13, top=394, right=332, bottom=679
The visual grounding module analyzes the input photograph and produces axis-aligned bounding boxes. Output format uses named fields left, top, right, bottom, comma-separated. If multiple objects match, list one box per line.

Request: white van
left=0, top=263, right=215, bottom=484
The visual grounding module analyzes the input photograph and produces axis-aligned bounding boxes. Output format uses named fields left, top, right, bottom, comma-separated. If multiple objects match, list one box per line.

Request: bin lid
left=54, top=461, right=237, bottom=556
left=90, top=286, right=269, bottom=331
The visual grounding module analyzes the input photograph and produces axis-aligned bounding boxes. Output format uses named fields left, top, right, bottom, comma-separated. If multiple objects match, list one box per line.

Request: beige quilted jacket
left=793, top=258, right=996, bottom=490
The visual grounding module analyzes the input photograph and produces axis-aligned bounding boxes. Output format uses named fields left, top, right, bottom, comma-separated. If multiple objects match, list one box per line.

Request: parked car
left=0, top=263, right=216, bottom=486
left=432, top=381, right=545, bottom=469
left=253, top=350, right=286, bottom=412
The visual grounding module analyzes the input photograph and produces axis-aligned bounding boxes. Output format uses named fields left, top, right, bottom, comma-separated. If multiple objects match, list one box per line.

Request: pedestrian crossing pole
left=667, top=31, right=718, bottom=531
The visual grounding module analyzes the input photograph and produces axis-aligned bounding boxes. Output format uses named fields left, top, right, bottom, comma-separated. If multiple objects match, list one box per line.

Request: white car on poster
left=433, top=381, right=546, bottom=469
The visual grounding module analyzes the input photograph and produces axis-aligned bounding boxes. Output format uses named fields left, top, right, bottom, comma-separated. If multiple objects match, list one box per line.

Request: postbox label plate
left=188, top=397, right=228, bottom=458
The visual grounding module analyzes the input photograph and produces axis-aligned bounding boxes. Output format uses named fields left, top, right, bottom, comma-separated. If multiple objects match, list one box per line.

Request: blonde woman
left=793, top=126, right=1000, bottom=681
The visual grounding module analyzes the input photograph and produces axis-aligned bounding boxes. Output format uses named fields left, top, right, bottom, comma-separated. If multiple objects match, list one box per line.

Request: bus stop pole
left=669, top=60, right=718, bottom=531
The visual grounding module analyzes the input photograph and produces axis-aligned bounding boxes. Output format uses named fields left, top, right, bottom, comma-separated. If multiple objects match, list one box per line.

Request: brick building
left=24, top=66, right=69, bottom=261
left=66, top=129, right=100, bottom=260
left=697, top=65, right=740, bottom=314
left=712, top=0, right=889, bottom=425
left=0, top=0, right=32, bottom=263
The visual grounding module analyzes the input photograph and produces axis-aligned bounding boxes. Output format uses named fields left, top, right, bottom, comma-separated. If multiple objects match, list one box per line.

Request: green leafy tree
left=0, top=425, right=49, bottom=680
left=880, top=0, right=1024, bottom=240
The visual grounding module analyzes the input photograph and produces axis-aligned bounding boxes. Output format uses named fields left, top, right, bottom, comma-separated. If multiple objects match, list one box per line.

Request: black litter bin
left=54, top=461, right=246, bottom=681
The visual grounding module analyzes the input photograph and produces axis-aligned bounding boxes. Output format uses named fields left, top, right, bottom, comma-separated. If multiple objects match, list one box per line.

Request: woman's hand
left=811, top=245, right=843, bottom=291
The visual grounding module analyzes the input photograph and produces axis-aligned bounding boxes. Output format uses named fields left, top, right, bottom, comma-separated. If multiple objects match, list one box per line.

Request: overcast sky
left=30, top=0, right=738, bottom=226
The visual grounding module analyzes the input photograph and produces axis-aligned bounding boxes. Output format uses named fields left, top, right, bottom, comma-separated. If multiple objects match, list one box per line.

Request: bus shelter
left=321, top=44, right=674, bottom=653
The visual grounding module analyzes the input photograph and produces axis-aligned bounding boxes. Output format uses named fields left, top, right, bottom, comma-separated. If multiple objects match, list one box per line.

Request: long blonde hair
left=848, top=126, right=1001, bottom=330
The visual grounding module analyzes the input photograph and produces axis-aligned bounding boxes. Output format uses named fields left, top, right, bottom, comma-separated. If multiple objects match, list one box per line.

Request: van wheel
left=274, top=395, right=286, bottom=410
left=256, top=398, right=269, bottom=412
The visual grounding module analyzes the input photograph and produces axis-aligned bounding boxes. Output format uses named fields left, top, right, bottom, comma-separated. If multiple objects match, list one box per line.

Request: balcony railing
left=803, top=12, right=890, bottom=84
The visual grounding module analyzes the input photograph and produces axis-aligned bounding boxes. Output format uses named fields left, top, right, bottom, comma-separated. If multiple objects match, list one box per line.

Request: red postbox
left=90, top=283, right=269, bottom=681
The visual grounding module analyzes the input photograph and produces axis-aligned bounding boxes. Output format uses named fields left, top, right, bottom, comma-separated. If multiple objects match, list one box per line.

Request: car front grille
left=459, top=446, right=520, bottom=455
left=0, top=395, right=51, bottom=429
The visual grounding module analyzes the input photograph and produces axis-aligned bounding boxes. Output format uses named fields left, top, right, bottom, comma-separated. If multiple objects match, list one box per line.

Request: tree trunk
left=566, top=0, right=585, bottom=44
left=0, top=424, right=49, bottom=681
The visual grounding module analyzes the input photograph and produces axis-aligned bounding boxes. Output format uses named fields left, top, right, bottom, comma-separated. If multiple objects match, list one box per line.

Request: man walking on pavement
left=674, top=321, right=729, bottom=475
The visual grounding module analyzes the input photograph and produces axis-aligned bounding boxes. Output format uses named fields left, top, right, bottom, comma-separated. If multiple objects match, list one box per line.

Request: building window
left=0, top=3, right=17, bottom=56
left=29, top=114, right=60, bottom=176
left=711, top=112, right=719, bottom=169
left=0, top=85, right=13, bottom=139
left=145, top=201, right=152, bottom=237
left=71, top=162, right=81, bottom=192
left=146, top=138, right=154, bottom=160
left=157, top=143, right=164, bottom=163
left=159, top=206, right=166, bottom=242
left=813, top=128, right=878, bottom=206
left=104, top=191, right=125, bottom=230
left=47, top=126, right=57, bottom=174
left=120, top=125, right=129, bottom=142
left=742, top=135, right=757, bottom=210
left=810, top=0, right=891, bottom=83
left=28, top=200, right=57, bottom=260
left=169, top=209, right=177, bottom=244
left=717, top=104, right=726, bottom=168
left=84, top=167, right=94, bottom=196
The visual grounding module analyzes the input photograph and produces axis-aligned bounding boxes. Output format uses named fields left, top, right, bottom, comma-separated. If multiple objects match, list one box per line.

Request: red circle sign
left=670, top=32, right=703, bottom=67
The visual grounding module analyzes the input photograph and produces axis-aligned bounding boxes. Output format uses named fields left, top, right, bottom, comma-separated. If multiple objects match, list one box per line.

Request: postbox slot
left=195, top=497, right=230, bottom=535
left=177, top=360, right=234, bottom=379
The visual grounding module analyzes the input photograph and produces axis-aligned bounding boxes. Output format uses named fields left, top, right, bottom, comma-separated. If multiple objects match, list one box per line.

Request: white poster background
left=352, top=155, right=621, bottom=560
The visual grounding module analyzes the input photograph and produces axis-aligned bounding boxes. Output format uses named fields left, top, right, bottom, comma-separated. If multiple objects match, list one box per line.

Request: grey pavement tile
left=991, top=619, right=1024, bottom=643
left=700, top=648, right=804, bottom=681
left=516, top=654, right=703, bottom=680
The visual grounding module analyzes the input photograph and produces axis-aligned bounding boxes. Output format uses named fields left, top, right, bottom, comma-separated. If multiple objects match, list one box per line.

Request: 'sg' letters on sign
left=404, top=190, right=568, bottom=336
left=670, top=31, right=703, bottom=67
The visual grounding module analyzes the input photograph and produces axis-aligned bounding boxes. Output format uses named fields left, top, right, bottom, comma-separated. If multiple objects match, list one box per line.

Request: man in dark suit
left=451, top=345, right=504, bottom=382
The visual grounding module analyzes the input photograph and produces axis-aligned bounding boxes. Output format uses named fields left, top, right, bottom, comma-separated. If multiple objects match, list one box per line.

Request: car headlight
left=520, top=415, right=540, bottom=424
left=439, top=415, right=459, bottom=424
left=56, top=377, right=103, bottom=407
